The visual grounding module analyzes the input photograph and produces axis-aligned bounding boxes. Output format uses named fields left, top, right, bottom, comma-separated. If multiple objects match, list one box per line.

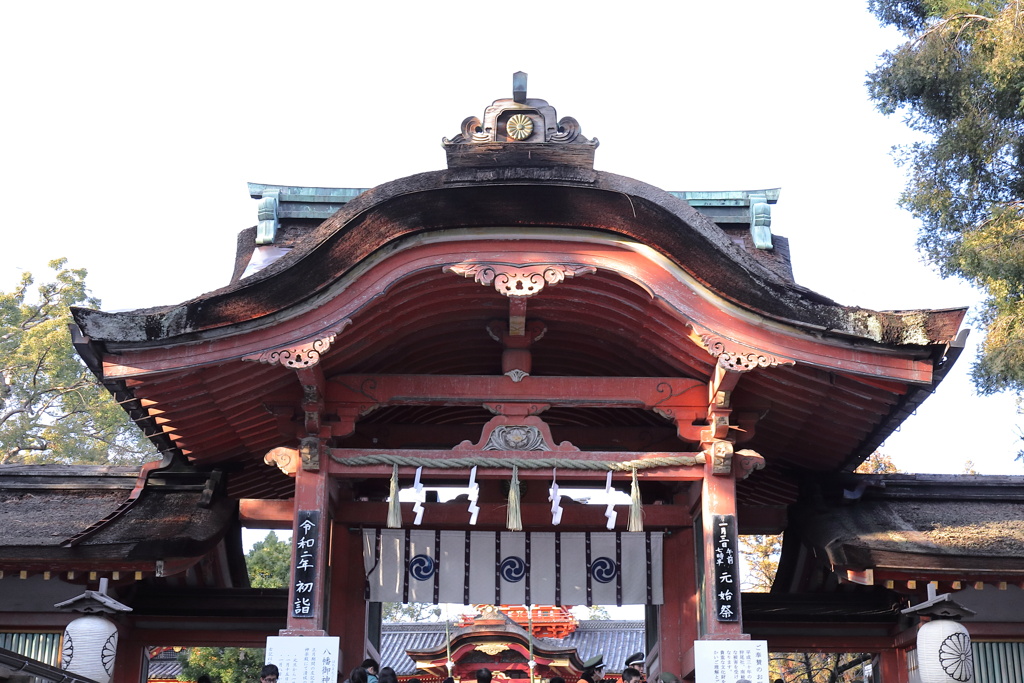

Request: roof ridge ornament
left=443, top=72, right=598, bottom=169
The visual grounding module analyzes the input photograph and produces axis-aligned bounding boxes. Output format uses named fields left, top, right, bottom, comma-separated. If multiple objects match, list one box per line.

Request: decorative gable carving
left=689, top=326, right=795, bottom=373
left=243, top=322, right=351, bottom=369
left=444, top=263, right=596, bottom=297
left=483, top=425, right=550, bottom=451
left=455, top=409, right=579, bottom=453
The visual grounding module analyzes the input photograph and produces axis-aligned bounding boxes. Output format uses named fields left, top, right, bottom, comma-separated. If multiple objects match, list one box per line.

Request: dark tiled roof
left=149, top=660, right=183, bottom=680
left=380, top=623, right=447, bottom=675
left=544, top=621, right=644, bottom=674
left=147, top=648, right=184, bottom=681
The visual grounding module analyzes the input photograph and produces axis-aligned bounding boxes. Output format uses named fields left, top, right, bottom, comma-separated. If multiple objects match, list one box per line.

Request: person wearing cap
left=580, top=655, right=605, bottom=683
left=624, top=653, right=645, bottom=676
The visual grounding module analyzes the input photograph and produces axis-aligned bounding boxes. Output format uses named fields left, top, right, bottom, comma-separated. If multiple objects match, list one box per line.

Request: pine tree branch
left=915, top=13, right=995, bottom=46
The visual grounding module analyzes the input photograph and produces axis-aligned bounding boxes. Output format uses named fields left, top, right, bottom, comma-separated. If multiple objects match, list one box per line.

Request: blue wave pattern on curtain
left=363, top=529, right=663, bottom=606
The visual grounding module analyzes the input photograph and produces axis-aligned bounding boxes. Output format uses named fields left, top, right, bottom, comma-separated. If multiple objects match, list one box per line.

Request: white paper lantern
left=917, top=619, right=974, bottom=683
left=61, top=614, right=119, bottom=683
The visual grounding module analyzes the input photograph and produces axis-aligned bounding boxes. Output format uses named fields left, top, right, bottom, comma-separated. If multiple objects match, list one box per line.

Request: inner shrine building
left=2, top=74, right=1023, bottom=683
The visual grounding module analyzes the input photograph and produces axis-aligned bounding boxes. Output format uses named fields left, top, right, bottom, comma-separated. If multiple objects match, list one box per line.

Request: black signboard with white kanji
left=292, top=509, right=319, bottom=618
left=712, top=514, right=739, bottom=622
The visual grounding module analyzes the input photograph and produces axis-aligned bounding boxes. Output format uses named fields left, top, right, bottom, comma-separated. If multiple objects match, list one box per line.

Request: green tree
left=866, top=0, right=1024, bottom=394
left=770, top=652, right=872, bottom=683
left=740, top=534, right=782, bottom=592
left=247, top=531, right=291, bottom=588
left=179, top=533, right=291, bottom=681
left=854, top=450, right=901, bottom=474
left=583, top=605, right=612, bottom=620
left=0, top=260, right=155, bottom=464
left=179, top=648, right=265, bottom=683
left=382, top=602, right=442, bottom=622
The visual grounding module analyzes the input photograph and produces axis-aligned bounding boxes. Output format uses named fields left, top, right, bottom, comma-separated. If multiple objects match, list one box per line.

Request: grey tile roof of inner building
left=380, top=620, right=644, bottom=677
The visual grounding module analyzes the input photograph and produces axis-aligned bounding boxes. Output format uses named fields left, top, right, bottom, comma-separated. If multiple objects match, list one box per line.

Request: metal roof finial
left=513, top=72, right=527, bottom=103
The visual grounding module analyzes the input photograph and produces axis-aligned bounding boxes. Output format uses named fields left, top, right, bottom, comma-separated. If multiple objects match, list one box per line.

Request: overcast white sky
left=1, top=1, right=1019, bottom=474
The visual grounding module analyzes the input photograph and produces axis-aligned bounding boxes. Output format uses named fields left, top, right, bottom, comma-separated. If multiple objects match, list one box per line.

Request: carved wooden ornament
left=444, top=263, right=596, bottom=297
left=484, top=425, right=550, bottom=451
left=734, top=449, right=766, bottom=480
left=689, top=326, right=795, bottom=373
left=264, top=447, right=300, bottom=476
left=704, top=439, right=734, bottom=476
left=455, top=413, right=579, bottom=453
left=243, top=321, right=351, bottom=369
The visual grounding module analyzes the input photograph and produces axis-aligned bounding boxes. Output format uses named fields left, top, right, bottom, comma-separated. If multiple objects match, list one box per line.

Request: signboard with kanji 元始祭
left=266, top=636, right=340, bottom=683
left=712, top=514, right=739, bottom=622
left=694, top=639, right=769, bottom=683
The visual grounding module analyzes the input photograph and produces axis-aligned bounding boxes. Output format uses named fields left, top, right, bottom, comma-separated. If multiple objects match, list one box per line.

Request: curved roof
left=69, top=85, right=966, bottom=513
left=74, top=171, right=961, bottom=348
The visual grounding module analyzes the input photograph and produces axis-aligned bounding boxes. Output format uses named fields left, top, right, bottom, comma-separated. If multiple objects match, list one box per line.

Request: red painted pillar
left=657, top=522, right=698, bottom=680
left=700, top=448, right=746, bottom=639
left=328, top=522, right=369, bottom=674
left=282, top=461, right=331, bottom=635
left=111, top=629, right=146, bottom=683
left=878, top=649, right=909, bottom=683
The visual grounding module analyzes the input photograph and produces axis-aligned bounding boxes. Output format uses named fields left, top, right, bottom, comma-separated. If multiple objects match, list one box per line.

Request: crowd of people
left=343, top=657, right=406, bottom=683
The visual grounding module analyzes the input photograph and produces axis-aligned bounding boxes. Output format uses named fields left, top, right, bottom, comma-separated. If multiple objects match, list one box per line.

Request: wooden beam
left=348, top=423, right=681, bottom=451
left=845, top=569, right=875, bottom=586
left=757, top=634, right=906, bottom=652
left=239, top=498, right=294, bottom=527
left=327, top=449, right=707, bottom=482
left=328, top=463, right=705, bottom=483
left=736, top=505, right=787, bottom=535
left=334, top=501, right=693, bottom=530
left=958, top=622, right=1024, bottom=638
left=327, top=374, right=705, bottom=410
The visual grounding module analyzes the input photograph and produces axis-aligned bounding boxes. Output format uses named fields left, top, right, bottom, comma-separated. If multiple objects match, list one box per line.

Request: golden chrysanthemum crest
left=506, top=114, right=534, bottom=140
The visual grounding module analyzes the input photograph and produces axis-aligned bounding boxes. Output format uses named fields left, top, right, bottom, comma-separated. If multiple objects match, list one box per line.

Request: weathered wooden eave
left=0, top=464, right=243, bottom=580
left=781, top=473, right=1024, bottom=588
left=70, top=168, right=966, bottom=351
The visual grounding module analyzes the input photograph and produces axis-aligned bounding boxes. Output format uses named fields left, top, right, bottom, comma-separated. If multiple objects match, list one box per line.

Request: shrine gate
left=4, top=74, right=1007, bottom=683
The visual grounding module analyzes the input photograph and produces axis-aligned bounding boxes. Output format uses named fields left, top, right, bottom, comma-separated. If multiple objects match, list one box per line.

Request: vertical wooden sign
left=292, top=510, right=320, bottom=618
left=711, top=514, right=739, bottom=622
